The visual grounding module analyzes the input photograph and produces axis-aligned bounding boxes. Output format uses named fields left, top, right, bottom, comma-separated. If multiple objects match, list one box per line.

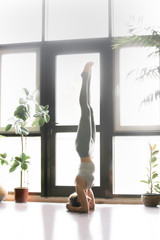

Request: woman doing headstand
left=66, top=62, right=96, bottom=213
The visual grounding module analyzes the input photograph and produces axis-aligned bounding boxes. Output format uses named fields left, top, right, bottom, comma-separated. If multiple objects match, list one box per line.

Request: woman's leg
left=75, top=62, right=95, bottom=157
left=87, top=72, right=96, bottom=143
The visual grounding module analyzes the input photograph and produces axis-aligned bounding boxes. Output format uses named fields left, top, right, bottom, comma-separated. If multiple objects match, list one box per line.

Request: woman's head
left=68, top=192, right=81, bottom=207
left=68, top=191, right=92, bottom=207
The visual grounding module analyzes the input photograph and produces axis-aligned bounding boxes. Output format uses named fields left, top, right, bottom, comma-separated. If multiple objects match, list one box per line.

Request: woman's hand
left=66, top=203, right=73, bottom=211
left=66, top=202, right=88, bottom=213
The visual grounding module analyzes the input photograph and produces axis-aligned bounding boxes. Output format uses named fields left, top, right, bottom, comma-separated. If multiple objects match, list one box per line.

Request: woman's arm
left=66, top=185, right=89, bottom=213
left=66, top=176, right=89, bottom=213
left=87, top=188, right=95, bottom=210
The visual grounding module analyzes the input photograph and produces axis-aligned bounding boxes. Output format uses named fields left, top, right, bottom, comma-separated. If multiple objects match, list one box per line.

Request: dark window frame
left=40, top=39, right=114, bottom=198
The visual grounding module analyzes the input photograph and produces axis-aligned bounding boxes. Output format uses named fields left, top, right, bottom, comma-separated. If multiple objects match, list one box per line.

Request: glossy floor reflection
left=0, top=202, right=159, bottom=240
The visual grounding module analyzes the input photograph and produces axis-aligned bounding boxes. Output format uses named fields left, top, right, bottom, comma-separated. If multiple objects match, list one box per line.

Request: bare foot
left=83, top=62, right=94, bottom=75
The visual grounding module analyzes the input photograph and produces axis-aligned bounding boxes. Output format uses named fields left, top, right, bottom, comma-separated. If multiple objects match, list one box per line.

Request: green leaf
left=44, top=114, right=50, bottom=123
left=151, top=157, right=157, bottom=163
left=15, top=157, right=22, bottom=162
left=152, top=150, right=159, bottom=156
left=21, top=153, right=30, bottom=162
left=23, top=88, right=29, bottom=96
left=37, top=105, right=43, bottom=111
left=16, top=118, right=24, bottom=124
left=27, top=95, right=34, bottom=101
left=0, top=159, right=8, bottom=165
left=1, top=160, right=4, bottom=165
left=154, top=188, right=160, bottom=193
left=5, top=124, right=12, bottom=132
left=19, top=98, right=26, bottom=104
left=9, top=161, right=20, bottom=172
left=153, top=164, right=158, bottom=168
left=148, top=143, right=152, bottom=150
left=4, top=160, right=8, bottom=165
left=15, top=124, right=20, bottom=134
left=155, top=184, right=160, bottom=190
left=14, top=105, right=30, bottom=121
left=44, top=105, right=49, bottom=111
left=20, top=127, right=29, bottom=136
left=31, top=118, right=39, bottom=127
left=152, top=173, right=158, bottom=179
left=21, top=153, right=27, bottom=162
left=140, top=180, right=148, bottom=184
left=34, top=113, right=43, bottom=118
left=26, top=104, right=30, bottom=112
left=25, top=161, right=30, bottom=164
left=152, top=144, right=156, bottom=151
left=0, top=153, right=7, bottom=158
left=38, top=118, right=45, bottom=127
left=21, top=163, right=28, bottom=170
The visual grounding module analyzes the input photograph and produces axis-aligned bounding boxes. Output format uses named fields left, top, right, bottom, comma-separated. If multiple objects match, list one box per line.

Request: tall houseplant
left=5, top=88, right=50, bottom=202
left=140, top=143, right=160, bottom=207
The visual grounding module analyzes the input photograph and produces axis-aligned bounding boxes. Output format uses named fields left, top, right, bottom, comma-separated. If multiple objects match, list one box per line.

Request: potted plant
left=5, top=88, right=50, bottom=203
left=140, top=143, right=160, bottom=207
left=0, top=152, right=8, bottom=201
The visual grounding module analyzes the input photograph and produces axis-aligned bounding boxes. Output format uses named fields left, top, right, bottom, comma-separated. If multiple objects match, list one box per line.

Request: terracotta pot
left=14, top=188, right=28, bottom=203
left=141, top=193, right=160, bottom=207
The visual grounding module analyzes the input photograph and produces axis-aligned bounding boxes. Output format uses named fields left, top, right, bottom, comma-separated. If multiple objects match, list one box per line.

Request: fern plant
left=112, top=23, right=160, bottom=105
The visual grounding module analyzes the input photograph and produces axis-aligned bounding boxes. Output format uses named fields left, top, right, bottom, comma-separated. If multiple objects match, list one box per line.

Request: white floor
left=0, top=202, right=159, bottom=240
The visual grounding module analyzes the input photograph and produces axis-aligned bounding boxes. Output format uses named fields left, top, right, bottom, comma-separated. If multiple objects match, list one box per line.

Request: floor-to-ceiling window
left=113, top=0, right=160, bottom=196
left=0, top=0, right=42, bottom=192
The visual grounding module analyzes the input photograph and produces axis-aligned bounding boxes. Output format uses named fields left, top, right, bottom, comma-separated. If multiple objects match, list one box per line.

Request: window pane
left=115, top=47, right=160, bottom=130
left=0, top=0, right=42, bottom=44
left=45, top=0, right=108, bottom=40
left=56, top=53, right=100, bottom=125
left=113, top=136, right=160, bottom=194
left=56, top=133, right=100, bottom=187
left=0, top=51, right=39, bottom=129
left=113, top=0, right=160, bottom=36
left=0, top=137, right=41, bottom=192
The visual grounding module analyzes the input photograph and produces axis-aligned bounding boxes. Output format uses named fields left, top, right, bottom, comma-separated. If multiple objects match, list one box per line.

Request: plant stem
left=20, top=134, right=24, bottom=188
left=20, top=171, right=22, bottom=188
left=150, top=149, right=153, bottom=194
left=21, top=134, right=24, bottom=153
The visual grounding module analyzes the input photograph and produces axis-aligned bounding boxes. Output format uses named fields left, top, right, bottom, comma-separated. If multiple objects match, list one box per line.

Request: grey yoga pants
left=75, top=71, right=96, bottom=158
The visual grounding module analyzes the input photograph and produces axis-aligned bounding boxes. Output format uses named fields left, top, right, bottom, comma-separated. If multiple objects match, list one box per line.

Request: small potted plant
left=0, top=152, right=8, bottom=201
left=140, top=143, right=160, bottom=207
left=5, top=88, right=50, bottom=203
